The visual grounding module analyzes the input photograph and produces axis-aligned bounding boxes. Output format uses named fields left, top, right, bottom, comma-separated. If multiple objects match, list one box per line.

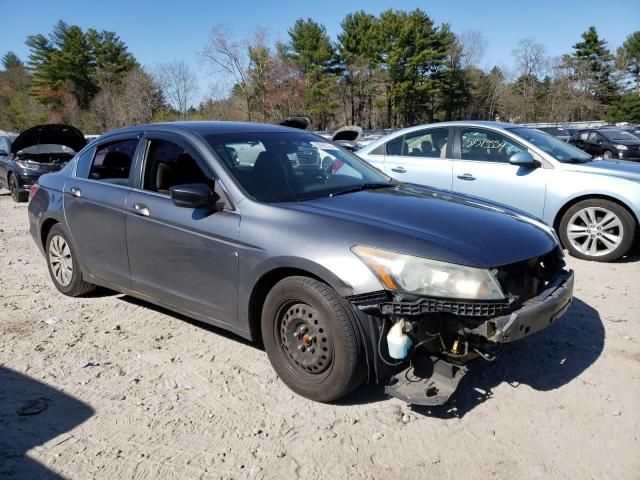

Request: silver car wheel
left=567, top=207, right=623, bottom=257
left=49, top=235, right=73, bottom=286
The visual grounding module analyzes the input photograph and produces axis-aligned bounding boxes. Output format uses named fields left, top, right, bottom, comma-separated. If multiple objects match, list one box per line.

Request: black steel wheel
left=261, top=276, right=364, bottom=402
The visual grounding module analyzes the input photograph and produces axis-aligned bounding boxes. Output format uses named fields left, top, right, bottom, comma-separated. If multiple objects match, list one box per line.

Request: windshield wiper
left=330, top=182, right=393, bottom=197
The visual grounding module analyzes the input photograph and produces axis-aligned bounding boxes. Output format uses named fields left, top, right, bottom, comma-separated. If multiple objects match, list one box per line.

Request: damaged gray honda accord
left=28, top=121, right=574, bottom=405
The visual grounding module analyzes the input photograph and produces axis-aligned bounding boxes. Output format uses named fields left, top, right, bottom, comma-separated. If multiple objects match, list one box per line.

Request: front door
left=382, top=127, right=453, bottom=190
left=451, top=127, right=548, bottom=219
left=63, top=137, right=140, bottom=287
left=125, top=134, right=240, bottom=327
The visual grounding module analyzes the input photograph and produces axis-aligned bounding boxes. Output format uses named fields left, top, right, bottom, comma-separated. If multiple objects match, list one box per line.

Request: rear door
left=125, top=132, right=240, bottom=327
left=64, top=135, right=140, bottom=287
left=381, top=127, right=453, bottom=190
left=451, top=127, right=548, bottom=219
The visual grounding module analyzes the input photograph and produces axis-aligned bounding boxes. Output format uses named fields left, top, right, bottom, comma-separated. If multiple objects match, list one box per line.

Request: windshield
left=508, top=127, right=592, bottom=163
left=600, top=130, right=639, bottom=141
left=206, top=132, right=392, bottom=202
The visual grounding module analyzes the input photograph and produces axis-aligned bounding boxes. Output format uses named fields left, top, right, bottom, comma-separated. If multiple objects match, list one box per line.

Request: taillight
left=28, top=184, right=40, bottom=201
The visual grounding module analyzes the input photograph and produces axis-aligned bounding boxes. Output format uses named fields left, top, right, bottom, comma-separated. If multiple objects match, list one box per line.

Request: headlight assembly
left=614, top=144, right=628, bottom=150
left=352, top=246, right=505, bottom=300
left=15, top=160, right=41, bottom=171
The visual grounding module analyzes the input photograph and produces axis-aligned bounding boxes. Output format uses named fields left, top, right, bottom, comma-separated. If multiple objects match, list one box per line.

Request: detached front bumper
left=480, top=269, right=574, bottom=343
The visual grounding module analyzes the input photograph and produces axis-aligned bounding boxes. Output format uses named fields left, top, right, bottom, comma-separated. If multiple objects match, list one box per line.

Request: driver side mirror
left=169, top=182, right=226, bottom=211
left=509, top=151, right=540, bottom=168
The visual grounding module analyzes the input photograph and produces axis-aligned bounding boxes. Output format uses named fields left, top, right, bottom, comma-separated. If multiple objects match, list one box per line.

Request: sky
left=1, top=0, right=639, bottom=102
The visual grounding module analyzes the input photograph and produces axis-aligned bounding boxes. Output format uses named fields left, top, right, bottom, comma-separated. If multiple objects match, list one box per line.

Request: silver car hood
left=560, top=159, right=640, bottom=182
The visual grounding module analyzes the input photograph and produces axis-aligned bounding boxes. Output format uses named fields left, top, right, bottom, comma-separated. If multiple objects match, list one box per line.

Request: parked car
left=28, top=121, right=573, bottom=406
left=570, top=128, right=640, bottom=161
left=358, top=121, right=640, bottom=262
left=537, top=126, right=576, bottom=142
left=0, top=124, right=86, bottom=202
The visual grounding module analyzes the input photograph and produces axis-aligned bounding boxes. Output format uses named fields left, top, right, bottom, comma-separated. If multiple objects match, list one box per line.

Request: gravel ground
left=1, top=192, right=639, bottom=480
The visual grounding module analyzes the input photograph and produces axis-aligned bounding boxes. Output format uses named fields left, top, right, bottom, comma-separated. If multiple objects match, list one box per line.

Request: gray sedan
left=28, top=122, right=573, bottom=405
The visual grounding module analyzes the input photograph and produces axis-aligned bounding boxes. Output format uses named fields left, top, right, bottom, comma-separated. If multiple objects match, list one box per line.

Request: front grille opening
left=496, top=247, right=564, bottom=305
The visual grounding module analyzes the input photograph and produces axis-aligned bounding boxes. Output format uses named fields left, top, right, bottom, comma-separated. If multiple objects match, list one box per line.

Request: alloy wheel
left=566, top=207, right=623, bottom=257
left=48, top=235, right=74, bottom=286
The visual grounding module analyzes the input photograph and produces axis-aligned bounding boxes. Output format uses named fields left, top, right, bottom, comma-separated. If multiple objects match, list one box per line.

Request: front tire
left=261, top=276, right=364, bottom=402
left=45, top=225, right=95, bottom=296
left=559, top=199, right=635, bottom=262
left=602, top=150, right=613, bottom=159
left=8, top=174, right=27, bottom=203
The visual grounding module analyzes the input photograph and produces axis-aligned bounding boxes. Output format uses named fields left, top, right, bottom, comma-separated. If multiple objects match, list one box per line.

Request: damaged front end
left=347, top=247, right=574, bottom=406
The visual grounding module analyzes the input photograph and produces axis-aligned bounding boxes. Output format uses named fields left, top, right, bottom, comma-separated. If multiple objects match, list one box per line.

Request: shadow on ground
left=412, top=297, right=605, bottom=418
left=119, top=295, right=259, bottom=350
left=0, top=367, right=94, bottom=479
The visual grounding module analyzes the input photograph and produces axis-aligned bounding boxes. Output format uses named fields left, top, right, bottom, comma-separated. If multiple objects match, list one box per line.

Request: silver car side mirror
left=509, top=151, right=539, bottom=168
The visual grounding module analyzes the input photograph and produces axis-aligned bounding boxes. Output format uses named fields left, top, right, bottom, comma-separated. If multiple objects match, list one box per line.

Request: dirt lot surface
left=0, top=192, right=639, bottom=480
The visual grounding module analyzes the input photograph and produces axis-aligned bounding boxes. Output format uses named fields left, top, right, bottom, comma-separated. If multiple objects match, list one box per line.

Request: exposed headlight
left=352, top=246, right=505, bottom=300
left=15, top=160, right=40, bottom=171
left=614, top=144, right=628, bottom=150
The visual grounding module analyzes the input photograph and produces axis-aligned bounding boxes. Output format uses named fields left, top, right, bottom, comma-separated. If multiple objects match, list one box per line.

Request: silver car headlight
left=614, top=144, right=628, bottom=151
left=352, top=246, right=505, bottom=300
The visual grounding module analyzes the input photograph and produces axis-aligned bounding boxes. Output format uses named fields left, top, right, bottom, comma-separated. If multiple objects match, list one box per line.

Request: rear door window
left=402, top=128, right=449, bottom=158
left=87, top=139, right=138, bottom=184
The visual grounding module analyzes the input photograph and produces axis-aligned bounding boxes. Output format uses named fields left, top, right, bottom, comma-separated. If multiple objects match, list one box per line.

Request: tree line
left=1, top=12, right=639, bottom=134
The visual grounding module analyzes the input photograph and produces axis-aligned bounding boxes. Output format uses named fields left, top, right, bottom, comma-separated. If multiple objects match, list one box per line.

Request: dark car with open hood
left=0, top=124, right=86, bottom=202
left=28, top=121, right=574, bottom=406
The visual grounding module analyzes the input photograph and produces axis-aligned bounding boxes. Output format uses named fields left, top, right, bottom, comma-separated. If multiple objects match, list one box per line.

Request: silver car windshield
left=206, top=131, right=393, bottom=202
left=508, top=127, right=592, bottom=163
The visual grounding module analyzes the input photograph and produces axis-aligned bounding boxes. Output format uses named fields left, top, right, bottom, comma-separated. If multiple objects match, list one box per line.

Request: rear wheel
left=261, top=276, right=364, bottom=402
left=559, top=199, right=635, bottom=262
left=46, top=225, right=95, bottom=296
left=8, top=174, right=27, bottom=203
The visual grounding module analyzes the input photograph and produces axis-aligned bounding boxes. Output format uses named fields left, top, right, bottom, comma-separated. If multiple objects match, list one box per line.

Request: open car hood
left=279, top=116, right=311, bottom=130
left=332, top=125, right=362, bottom=142
left=11, top=124, right=86, bottom=154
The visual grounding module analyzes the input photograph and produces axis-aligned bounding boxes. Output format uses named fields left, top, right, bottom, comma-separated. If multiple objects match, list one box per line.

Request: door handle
left=391, top=166, right=406, bottom=173
left=457, top=173, right=476, bottom=181
left=132, top=203, right=150, bottom=217
left=69, top=187, right=82, bottom=197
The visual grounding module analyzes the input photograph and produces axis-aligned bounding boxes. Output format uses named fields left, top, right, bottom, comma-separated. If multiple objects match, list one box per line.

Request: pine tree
left=572, top=26, right=617, bottom=104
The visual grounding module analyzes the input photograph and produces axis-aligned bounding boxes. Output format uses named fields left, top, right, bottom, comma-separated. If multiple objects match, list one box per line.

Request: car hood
left=282, top=184, right=558, bottom=268
left=561, top=159, right=640, bottom=181
left=11, top=124, right=86, bottom=154
left=332, top=125, right=363, bottom=142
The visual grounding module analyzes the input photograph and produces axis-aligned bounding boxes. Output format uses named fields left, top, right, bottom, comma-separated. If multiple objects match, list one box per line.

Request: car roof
left=103, top=121, right=303, bottom=137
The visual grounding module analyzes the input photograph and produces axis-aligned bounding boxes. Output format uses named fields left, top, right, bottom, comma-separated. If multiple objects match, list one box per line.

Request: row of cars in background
left=2, top=119, right=640, bottom=263
left=539, top=124, right=640, bottom=161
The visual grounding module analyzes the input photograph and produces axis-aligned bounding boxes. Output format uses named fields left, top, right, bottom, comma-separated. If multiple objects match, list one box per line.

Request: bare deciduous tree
left=201, top=24, right=253, bottom=121
left=155, top=60, right=198, bottom=119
